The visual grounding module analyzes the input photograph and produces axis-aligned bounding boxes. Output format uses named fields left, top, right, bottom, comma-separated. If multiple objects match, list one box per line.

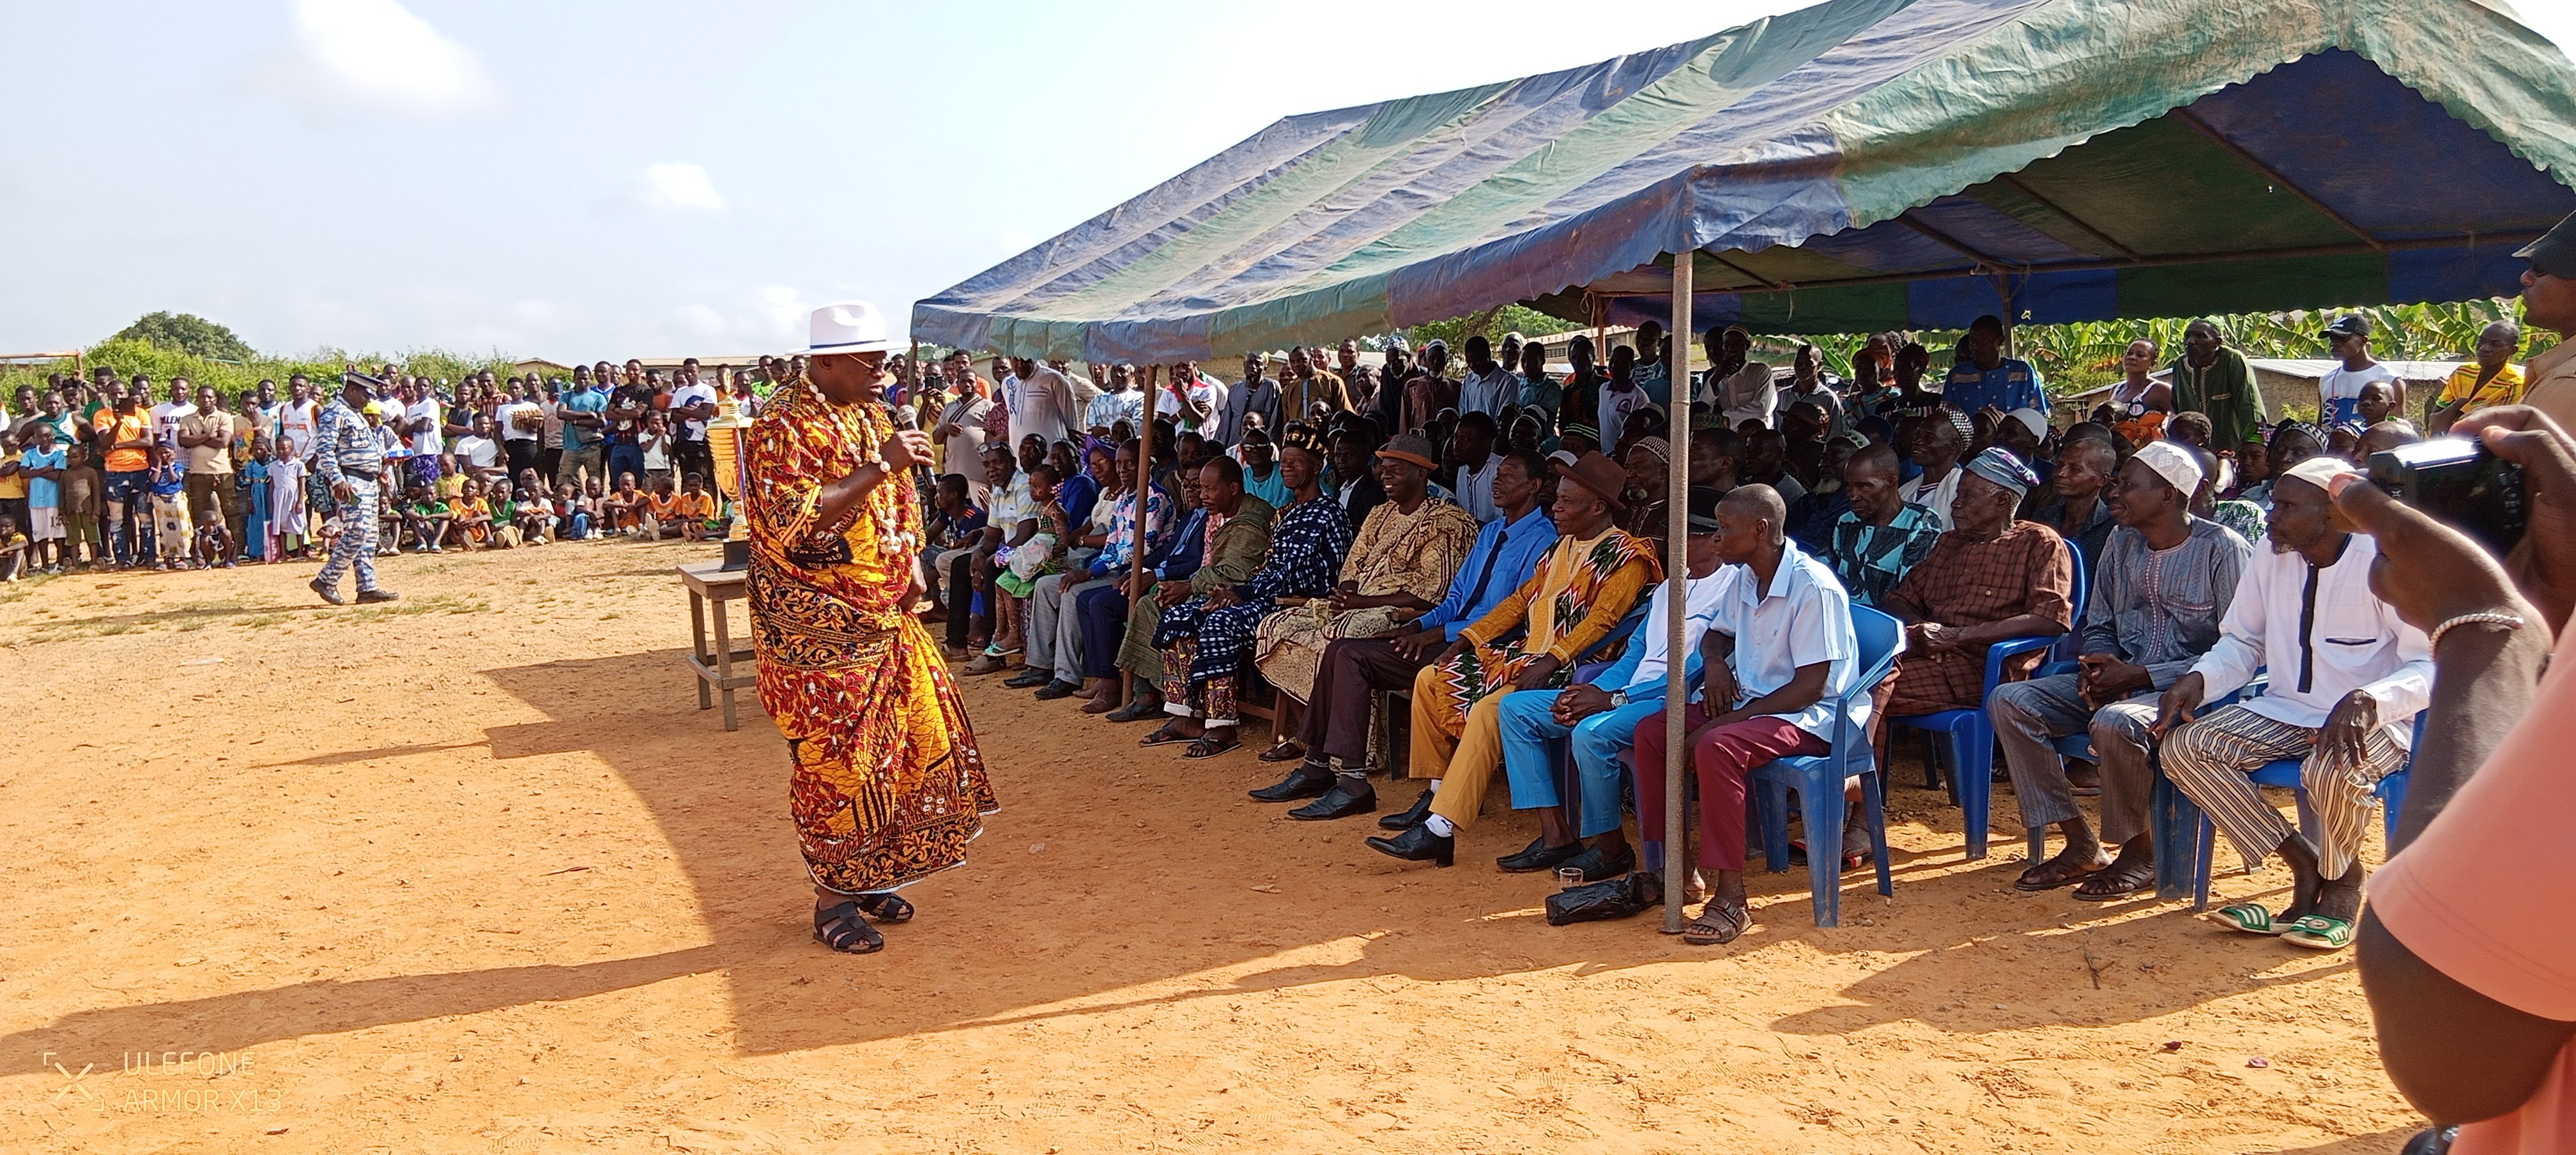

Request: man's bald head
left=1721, top=483, right=1787, bottom=545
left=1846, top=442, right=1900, bottom=480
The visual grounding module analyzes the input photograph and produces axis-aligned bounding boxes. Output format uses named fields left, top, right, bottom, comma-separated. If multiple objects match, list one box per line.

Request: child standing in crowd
left=147, top=443, right=189, bottom=569
left=20, top=424, right=66, bottom=574
left=268, top=442, right=307, bottom=561
left=640, top=411, right=674, bottom=492
left=238, top=436, right=272, bottom=561
left=59, top=444, right=100, bottom=570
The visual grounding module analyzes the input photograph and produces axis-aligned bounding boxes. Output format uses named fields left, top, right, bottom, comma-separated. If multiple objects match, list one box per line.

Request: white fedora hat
left=806, top=300, right=898, bottom=356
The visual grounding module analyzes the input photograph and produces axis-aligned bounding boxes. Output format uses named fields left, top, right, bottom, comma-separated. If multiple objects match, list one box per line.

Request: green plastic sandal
left=2205, top=903, right=2282, bottom=935
left=2282, top=914, right=2354, bottom=951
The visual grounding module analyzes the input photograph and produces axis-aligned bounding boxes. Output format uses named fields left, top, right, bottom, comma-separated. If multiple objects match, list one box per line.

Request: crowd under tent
left=911, top=0, right=2576, bottom=931
left=913, top=0, right=2576, bottom=360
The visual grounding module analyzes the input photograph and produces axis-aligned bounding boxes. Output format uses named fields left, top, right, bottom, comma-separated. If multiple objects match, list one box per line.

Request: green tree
left=108, top=312, right=257, bottom=362
left=1405, top=305, right=1566, bottom=356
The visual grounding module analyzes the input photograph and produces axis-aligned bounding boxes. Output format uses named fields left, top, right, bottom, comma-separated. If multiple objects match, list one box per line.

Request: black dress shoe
left=1004, top=668, right=1052, bottom=689
left=1496, top=837, right=1584, bottom=873
left=1377, top=787, right=1435, bottom=830
left=1249, top=764, right=1333, bottom=802
left=1560, top=843, right=1637, bottom=882
left=1287, top=781, right=1375, bottom=820
left=1365, top=823, right=1454, bottom=867
left=1032, top=679, right=1080, bottom=700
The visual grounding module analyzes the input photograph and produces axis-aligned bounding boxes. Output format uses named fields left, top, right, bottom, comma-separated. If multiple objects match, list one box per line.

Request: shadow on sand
left=0, top=645, right=2370, bottom=1070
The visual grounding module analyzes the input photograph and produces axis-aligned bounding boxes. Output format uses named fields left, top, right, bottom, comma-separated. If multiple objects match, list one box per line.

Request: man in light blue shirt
left=1404, top=452, right=1554, bottom=643
left=1446, top=412, right=1501, bottom=524
left=1456, top=334, right=1518, bottom=419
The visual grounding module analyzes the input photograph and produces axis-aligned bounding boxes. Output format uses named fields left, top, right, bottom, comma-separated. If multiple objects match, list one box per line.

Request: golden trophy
left=707, top=398, right=755, bottom=570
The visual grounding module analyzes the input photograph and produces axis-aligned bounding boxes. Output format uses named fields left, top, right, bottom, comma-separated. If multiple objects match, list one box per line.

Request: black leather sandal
left=813, top=901, right=884, bottom=954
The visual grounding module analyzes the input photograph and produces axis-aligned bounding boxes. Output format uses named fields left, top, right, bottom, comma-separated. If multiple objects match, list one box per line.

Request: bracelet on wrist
left=2428, top=610, right=2526, bottom=651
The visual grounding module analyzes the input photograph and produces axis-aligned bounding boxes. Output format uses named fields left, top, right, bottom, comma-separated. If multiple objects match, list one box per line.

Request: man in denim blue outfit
left=1482, top=486, right=1729, bottom=880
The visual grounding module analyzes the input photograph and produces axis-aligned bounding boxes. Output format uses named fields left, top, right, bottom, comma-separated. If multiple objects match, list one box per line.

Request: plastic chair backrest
left=1833, top=605, right=1905, bottom=753
left=1574, top=597, right=1655, bottom=667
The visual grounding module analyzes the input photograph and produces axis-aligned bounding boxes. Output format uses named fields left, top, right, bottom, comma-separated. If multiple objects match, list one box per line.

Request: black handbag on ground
left=1544, top=871, right=1664, bottom=925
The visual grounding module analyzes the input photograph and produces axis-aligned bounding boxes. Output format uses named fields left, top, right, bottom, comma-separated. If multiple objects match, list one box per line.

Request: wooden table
left=678, top=561, right=758, bottom=730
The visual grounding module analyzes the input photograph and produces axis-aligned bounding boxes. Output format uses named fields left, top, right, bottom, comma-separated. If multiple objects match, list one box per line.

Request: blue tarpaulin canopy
left=913, top=0, right=2576, bottom=361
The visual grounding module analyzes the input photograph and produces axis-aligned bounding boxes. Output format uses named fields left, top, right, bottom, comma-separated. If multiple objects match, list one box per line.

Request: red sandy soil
left=0, top=541, right=2424, bottom=1153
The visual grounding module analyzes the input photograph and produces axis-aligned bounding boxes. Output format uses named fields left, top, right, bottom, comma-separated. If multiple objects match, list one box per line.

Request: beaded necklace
left=808, top=380, right=921, bottom=558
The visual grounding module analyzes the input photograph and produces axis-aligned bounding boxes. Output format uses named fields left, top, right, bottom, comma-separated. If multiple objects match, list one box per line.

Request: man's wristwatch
left=1608, top=690, right=1629, bottom=708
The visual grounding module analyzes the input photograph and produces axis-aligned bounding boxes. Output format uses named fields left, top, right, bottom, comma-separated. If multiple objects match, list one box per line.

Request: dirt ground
left=0, top=540, right=2426, bottom=1154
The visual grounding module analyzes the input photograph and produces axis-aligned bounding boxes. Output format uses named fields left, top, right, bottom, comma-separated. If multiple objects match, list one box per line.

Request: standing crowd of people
left=0, top=356, right=809, bottom=585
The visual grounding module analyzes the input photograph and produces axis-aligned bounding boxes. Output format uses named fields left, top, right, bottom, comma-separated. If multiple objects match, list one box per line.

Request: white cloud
left=659, top=287, right=808, bottom=352
left=634, top=163, right=728, bottom=214
left=268, top=0, right=502, bottom=119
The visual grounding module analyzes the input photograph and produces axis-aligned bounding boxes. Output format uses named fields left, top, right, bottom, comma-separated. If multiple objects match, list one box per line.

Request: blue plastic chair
left=1892, top=539, right=2085, bottom=861
left=1750, top=604, right=1905, bottom=928
left=2177, top=713, right=2421, bottom=910
left=2047, top=682, right=2250, bottom=899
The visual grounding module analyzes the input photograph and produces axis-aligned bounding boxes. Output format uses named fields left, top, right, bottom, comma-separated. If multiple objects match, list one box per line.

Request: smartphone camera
left=2368, top=438, right=2527, bottom=554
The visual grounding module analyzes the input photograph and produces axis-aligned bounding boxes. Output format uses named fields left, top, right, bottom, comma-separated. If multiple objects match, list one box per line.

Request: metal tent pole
left=1662, top=255, right=1693, bottom=934
left=1131, top=365, right=1156, bottom=620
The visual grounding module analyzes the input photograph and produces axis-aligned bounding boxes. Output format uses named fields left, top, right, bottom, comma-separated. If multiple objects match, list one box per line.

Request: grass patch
left=341, top=593, right=492, bottom=623
left=4, top=595, right=279, bottom=647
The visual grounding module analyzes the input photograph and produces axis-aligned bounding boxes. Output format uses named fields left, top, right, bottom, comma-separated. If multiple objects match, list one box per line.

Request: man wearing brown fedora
left=1367, top=450, right=1661, bottom=866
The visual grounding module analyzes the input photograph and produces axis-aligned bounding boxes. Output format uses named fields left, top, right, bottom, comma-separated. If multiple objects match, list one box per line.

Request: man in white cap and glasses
left=1987, top=438, right=2252, bottom=899
left=2156, top=455, right=2429, bottom=949
left=744, top=301, right=999, bottom=955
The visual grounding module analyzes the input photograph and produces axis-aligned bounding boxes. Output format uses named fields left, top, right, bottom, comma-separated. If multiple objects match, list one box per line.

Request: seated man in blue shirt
left=1250, top=448, right=1558, bottom=822
left=1474, top=486, right=1731, bottom=880
left=1942, top=314, right=2048, bottom=418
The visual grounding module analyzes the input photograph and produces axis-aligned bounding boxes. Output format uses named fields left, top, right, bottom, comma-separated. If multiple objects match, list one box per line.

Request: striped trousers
left=2161, top=703, right=2404, bottom=880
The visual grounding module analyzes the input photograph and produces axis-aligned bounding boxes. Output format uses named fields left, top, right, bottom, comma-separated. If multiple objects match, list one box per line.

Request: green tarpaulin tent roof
left=913, top=0, right=2576, bottom=360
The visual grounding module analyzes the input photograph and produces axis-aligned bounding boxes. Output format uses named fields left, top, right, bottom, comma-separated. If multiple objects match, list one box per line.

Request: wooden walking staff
left=1662, top=254, right=1692, bottom=934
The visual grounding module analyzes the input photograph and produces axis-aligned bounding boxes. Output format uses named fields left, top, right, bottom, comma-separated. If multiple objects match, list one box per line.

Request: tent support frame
left=1661, top=256, right=1692, bottom=935
left=1992, top=172, right=2142, bottom=260
left=2170, top=107, right=2386, bottom=251
left=1584, top=230, right=2540, bottom=302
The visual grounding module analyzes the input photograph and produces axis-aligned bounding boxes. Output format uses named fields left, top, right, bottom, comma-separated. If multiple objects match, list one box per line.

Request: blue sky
left=4, top=1, right=2573, bottom=362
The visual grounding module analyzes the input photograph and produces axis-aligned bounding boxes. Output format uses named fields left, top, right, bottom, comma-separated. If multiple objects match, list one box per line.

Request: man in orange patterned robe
left=746, top=302, right=999, bottom=955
